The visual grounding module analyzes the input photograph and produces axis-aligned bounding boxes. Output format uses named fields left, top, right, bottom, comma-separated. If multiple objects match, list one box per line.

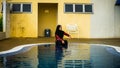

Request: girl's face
left=59, top=26, right=62, bottom=30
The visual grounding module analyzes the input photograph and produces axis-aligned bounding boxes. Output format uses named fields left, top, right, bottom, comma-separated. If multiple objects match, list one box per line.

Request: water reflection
left=0, top=44, right=120, bottom=68
left=91, top=45, right=120, bottom=68
left=37, top=44, right=91, bottom=68
left=0, top=46, right=38, bottom=68
left=38, top=45, right=57, bottom=68
left=56, top=44, right=91, bottom=68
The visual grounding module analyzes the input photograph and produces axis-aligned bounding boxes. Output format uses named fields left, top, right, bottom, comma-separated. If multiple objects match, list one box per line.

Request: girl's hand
left=69, top=35, right=71, bottom=39
left=62, top=40, right=65, bottom=44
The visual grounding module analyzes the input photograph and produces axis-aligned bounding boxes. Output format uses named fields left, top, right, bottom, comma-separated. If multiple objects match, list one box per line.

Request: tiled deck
left=0, top=38, right=120, bottom=51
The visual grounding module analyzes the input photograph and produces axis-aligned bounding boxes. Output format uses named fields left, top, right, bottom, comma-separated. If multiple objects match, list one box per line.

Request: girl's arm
left=55, top=35, right=63, bottom=41
left=64, top=32, right=70, bottom=37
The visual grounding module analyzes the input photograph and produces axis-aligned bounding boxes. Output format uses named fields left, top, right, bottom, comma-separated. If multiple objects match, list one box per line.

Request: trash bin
left=44, top=29, right=51, bottom=37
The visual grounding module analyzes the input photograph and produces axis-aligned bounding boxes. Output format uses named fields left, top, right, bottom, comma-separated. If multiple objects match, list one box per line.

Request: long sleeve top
left=55, top=30, right=70, bottom=41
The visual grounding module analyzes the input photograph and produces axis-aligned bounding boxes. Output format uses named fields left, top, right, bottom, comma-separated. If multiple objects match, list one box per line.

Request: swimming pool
left=0, top=43, right=120, bottom=68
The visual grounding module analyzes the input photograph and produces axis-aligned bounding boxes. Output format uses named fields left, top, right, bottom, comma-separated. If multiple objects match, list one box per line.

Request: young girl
left=55, top=25, right=71, bottom=51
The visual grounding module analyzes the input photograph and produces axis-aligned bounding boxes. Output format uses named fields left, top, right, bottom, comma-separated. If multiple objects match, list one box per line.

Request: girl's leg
left=55, top=40, right=63, bottom=51
left=62, top=40, right=68, bottom=49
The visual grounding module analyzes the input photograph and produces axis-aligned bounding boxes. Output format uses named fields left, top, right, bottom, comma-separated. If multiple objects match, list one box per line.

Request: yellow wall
left=37, top=0, right=91, bottom=38
left=7, top=0, right=38, bottom=37
left=0, top=0, right=2, bottom=18
left=1, top=0, right=91, bottom=38
left=38, top=0, right=91, bottom=38
left=58, top=0, right=91, bottom=38
left=38, top=3, right=57, bottom=37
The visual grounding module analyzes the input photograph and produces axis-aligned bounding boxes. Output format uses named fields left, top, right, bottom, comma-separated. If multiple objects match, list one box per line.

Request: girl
left=55, top=25, right=71, bottom=51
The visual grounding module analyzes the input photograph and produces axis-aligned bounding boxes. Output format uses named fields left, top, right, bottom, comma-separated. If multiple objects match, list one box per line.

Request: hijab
left=55, top=25, right=64, bottom=39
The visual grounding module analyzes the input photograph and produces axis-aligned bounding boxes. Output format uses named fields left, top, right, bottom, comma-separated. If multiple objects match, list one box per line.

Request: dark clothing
left=55, top=30, right=64, bottom=39
left=55, top=30, right=69, bottom=50
left=55, top=30, right=70, bottom=41
left=55, top=40, right=68, bottom=50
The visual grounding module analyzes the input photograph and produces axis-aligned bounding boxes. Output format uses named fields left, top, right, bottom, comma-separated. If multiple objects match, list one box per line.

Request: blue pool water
left=0, top=43, right=120, bottom=68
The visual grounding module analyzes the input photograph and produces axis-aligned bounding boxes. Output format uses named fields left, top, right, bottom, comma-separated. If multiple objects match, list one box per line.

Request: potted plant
left=0, top=16, right=3, bottom=32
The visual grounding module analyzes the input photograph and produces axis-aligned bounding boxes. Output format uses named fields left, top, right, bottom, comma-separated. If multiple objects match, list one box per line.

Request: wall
left=0, top=0, right=2, bottom=19
left=38, top=0, right=91, bottom=38
left=0, top=0, right=5, bottom=40
left=58, top=0, right=91, bottom=38
left=114, top=6, right=120, bottom=38
left=8, top=0, right=91, bottom=38
left=7, top=0, right=38, bottom=37
left=1, top=0, right=120, bottom=38
left=37, top=0, right=58, bottom=3
left=0, top=32, right=5, bottom=40
left=91, top=0, right=116, bottom=38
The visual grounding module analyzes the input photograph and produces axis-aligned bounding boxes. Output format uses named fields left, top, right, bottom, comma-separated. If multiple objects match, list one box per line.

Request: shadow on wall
left=0, top=16, right=3, bottom=32
left=0, top=17, right=5, bottom=40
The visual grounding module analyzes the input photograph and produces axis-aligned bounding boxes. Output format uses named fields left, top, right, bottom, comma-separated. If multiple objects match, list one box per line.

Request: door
left=38, top=3, right=58, bottom=37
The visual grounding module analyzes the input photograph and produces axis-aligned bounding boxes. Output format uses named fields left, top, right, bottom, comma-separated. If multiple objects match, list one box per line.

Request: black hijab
left=55, top=25, right=64, bottom=39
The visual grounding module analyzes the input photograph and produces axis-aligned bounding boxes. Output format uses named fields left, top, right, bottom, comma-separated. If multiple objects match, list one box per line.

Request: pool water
left=0, top=43, right=120, bottom=68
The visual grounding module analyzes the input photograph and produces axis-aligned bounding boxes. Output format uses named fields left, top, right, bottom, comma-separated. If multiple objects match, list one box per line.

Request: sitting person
left=55, top=25, right=71, bottom=51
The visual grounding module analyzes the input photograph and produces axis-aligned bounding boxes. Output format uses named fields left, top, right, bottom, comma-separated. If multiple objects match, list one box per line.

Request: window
left=12, top=4, right=21, bottom=12
left=23, top=4, right=31, bottom=12
left=85, top=5, right=92, bottom=12
left=65, top=3, right=93, bottom=14
left=75, top=4, right=83, bottom=12
left=65, top=4, right=73, bottom=12
left=11, top=3, right=31, bottom=13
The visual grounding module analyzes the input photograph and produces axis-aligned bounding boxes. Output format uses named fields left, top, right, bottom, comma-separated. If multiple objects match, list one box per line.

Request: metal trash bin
left=44, top=29, right=51, bottom=37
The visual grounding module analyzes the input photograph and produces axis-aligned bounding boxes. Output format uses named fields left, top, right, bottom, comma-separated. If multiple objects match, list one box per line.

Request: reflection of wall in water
left=38, top=45, right=57, bottom=68
left=61, top=44, right=91, bottom=68
left=6, top=46, right=38, bottom=68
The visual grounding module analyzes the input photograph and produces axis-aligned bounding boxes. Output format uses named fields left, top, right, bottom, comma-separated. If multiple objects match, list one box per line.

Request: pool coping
left=91, top=44, right=120, bottom=53
left=102, top=44, right=120, bottom=53
left=0, top=43, right=120, bottom=57
left=0, top=43, right=54, bottom=57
